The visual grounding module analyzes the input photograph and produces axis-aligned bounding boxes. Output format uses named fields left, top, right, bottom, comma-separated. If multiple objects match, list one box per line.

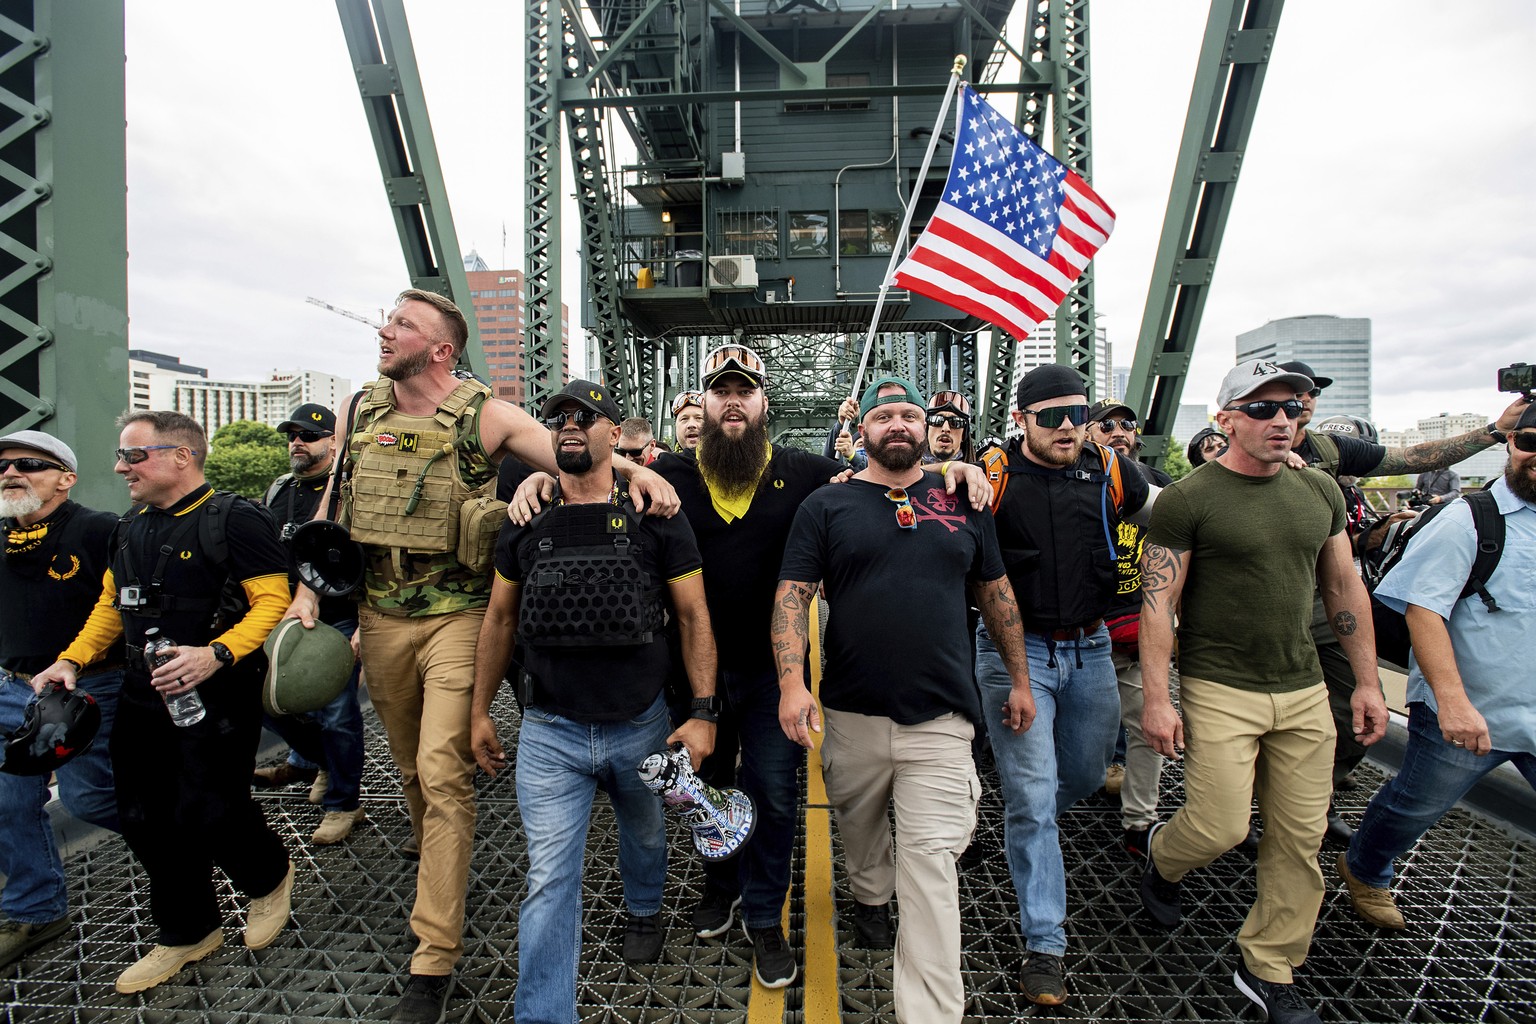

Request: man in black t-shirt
left=0, top=430, right=123, bottom=970
left=775, top=376, right=1034, bottom=1024
left=469, top=381, right=717, bottom=1024
left=255, top=404, right=366, bottom=846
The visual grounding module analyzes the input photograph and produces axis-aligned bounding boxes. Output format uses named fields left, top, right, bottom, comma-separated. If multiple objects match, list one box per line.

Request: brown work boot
left=244, top=860, right=296, bottom=949
left=252, top=762, right=318, bottom=789
left=115, top=929, right=223, bottom=993
left=312, top=808, right=366, bottom=846
left=1336, top=853, right=1406, bottom=930
left=307, top=770, right=331, bottom=804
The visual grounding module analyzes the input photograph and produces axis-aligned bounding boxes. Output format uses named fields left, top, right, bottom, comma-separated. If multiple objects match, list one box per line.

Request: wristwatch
left=1487, top=422, right=1506, bottom=443
left=210, top=642, right=235, bottom=668
left=689, top=696, right=722, bottom=723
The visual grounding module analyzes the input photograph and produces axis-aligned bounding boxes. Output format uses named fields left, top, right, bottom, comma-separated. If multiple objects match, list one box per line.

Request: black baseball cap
left=1277, top=360, right=1334, bottom=391
left=540, top=379, right=622, bottom=424
left=277, top=404, right=337, bottom=435
left=1088, top=399, right=1136, bottom=423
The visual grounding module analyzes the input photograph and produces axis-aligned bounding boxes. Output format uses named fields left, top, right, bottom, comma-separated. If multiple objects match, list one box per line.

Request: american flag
left=893, top=85, right=1116, bottom=341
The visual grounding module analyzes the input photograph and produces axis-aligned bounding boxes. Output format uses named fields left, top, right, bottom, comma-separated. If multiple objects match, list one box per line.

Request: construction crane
left=305, top=296, right=383, bottom=329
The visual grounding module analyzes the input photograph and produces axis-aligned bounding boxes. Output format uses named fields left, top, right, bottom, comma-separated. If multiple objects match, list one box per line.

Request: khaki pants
left=1112, top=649, right=1164, bottom=831
left=822, top=709, right=979, bottom=1024
left=358, top=604, right=485, bottom=975
left=1149, top=676, right=1334, bottom=984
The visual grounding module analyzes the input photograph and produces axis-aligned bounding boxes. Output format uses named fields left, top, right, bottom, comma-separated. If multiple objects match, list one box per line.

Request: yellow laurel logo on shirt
left=180, top=550, right=192, bottom=560
left=773, top=479, right=785, bottom=489
left=48, top=554, right=80, bottom=581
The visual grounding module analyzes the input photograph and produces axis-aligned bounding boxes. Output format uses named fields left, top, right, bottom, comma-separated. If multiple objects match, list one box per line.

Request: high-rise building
left=130, top=350, right=206, bottom=412
left=129, top=351, right=349, bottom=437
left=463, top=250, right=570, bottom=408
left=1011, top=323, right=1113, bottom=401
left=1172, top=404, right=1213, bottom=448
left=1235, top=314, right=1372, bottom=421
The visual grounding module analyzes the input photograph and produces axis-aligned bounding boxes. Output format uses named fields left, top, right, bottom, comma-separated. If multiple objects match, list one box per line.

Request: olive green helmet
left=261, top=618, right=355, bottom=716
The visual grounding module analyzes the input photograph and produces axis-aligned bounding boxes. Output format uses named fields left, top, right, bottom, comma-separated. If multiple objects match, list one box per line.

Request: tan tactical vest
left=342, top=378, right=495, bottom=554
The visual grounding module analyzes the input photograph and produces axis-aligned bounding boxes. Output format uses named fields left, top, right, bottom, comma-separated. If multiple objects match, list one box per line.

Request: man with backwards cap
left=1137, top=360, right=1390, bottom=1024
left=470, top=380, right=717, bottom=1024
left=254, top=403, right=367, bottom=847
left=0, top=430, right=124, bottom=969
left=774, top=375, right=1032, bottom=1024
left=672, top=390, right=704, bottom=451
left=972, top=364, right=1155, bottom=1005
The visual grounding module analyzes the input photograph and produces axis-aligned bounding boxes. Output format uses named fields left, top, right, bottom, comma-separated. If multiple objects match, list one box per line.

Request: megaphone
left=637, top=746, right=756, bottom=861
left=290, top=520, right=364, bottom=597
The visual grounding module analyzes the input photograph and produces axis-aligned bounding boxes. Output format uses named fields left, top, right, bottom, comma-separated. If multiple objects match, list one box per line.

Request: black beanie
left=1015, top=364, right=1088, bottom=411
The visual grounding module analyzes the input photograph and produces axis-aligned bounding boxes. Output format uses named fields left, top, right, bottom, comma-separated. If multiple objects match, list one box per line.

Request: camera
left=279, top=521, right=300, bottom=543
left=118, top=585, right=145, bottom=608
left=1497, top=362, right=1533, bottom=394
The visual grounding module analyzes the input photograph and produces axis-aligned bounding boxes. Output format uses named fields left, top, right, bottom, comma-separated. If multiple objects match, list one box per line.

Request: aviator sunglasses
left=1224, top=399, right=1305, bottom=421
left=1095, top=418, right=1138, bottom=433
left=0, top=457, right=66, bottom=474
left=885, top=487, right=918, bottom=530
left=1022, top=405, right=1090, bottom=429
left=543, top=409, right=601, bottom=430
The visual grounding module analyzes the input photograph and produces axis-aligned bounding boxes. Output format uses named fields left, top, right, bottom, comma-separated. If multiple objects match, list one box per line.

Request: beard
left=698, top=412, right=769, bottom=493
left=290, top=447, right=328, bottom=475
left=380, top=346, right=431, bottom=381
left=1024, top=428, right=1083, bottom=468
left=1507, top=459, right=1536, bottom=504
left=0, top=487, right=42, bottom=520
left=868, top=430, right=924, bottom=472
left=555, top=448, right=594, bottom=475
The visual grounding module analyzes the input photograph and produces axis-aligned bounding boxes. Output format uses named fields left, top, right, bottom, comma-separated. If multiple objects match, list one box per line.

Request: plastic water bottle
left=142, top=627, right=206, bottom=727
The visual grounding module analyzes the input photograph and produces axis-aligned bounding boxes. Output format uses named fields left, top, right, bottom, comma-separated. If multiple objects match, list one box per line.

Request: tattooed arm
left=1316, top=531, right=1389, bottom=746
left=1371, top=394, right=1530, bottom=475
left=772, top=579, right=822, bottom=748
left=1138, top=541, right=1189, bottom=759
left=973, top=576, right=1036, bottom=734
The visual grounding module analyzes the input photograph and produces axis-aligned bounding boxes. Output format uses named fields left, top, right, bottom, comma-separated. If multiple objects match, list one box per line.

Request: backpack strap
left=1460, top=489, right=1505, bottom=612
left=263, top=473, right=293, bottom=508
left=1305, top=429, right=1342, bottom=479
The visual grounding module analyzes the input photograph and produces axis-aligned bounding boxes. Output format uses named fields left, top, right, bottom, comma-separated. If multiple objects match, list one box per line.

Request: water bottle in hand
left=142, top=627, right=206, bottom=727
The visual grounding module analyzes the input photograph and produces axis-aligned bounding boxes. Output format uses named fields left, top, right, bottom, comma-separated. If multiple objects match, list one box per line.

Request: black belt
left=1030, top=618, right=1104, bottom=642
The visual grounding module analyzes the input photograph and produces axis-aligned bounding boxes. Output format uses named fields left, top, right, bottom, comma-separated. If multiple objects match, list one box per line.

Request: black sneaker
left=1324, top=809, right=1356, bottom=848
left=622, top=912, right=664, bottom=964
left=0, top=917, right=70, bottom=970
left=1139, top=821, right=1182, bottom=928
left=388, top=972, right=452, bottom=1024
left=691, top=888, right=741, bottom=939
left=1123, top=825, right=1151, bottom=860
left=1233, top=961, right=1322, bottom=1024
left=743, top=922, right=797, bottom=988
left=1019, top=949, right=1067, bottom=1005
left=849, top=901, right=894, bottom=948
left=1236, top=818, right=1262, bottom=857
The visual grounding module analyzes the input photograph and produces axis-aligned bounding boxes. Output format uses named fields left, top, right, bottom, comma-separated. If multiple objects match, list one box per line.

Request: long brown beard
left=1507, top=458, right=1536, bottom=504
left=698, top=413, right=769, bottom=493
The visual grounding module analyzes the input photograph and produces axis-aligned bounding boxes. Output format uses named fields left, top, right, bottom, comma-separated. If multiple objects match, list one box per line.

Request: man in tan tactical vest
left=282, top=289, right=678, bottom=1024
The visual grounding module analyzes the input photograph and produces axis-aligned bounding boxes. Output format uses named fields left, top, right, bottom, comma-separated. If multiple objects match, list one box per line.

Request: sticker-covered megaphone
left=637, top=745, right=756, bottom=861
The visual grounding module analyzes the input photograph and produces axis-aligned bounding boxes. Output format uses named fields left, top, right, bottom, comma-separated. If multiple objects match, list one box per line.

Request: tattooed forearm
left=1374, top=430, right=1493, bottom=475
left=1139, top=543, right=1186, bottom=624
left=770, top=581, right=816, bottom=682
left=1332, top=610, right=1358, bottom=636
left=974, top=578, right=1021, bottom=633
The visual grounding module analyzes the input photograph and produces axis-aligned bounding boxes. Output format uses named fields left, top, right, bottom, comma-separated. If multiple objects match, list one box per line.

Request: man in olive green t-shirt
left=1135, top=361, right=1389, bottom=1024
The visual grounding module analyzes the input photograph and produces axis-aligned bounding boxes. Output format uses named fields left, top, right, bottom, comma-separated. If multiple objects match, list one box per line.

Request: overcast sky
left=122, top=1, right=1534, bottom=432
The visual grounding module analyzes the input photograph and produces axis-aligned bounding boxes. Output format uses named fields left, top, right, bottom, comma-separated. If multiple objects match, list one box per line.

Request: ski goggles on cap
left=670, top=391, right=703, bottom=416
left=927, top=390, right=971, bottom=416
left=701, top=345, right=767, bottom=388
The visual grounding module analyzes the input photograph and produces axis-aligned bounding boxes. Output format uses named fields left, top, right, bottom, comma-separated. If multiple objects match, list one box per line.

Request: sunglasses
left=928, top=391, right=972, bottom=416
left=885, top=487, right=918, bottom=530
left=1307, top=388, right=1322, bottom=398
left=670, top=391, right=703, bottom=416
left=1512, top=431, right=1536, bottom=454
left=543, top=409, right=601, bottom=430
left=0, top=457, right=66, bottom=474
left=1022, top=405, right=1090, bottom=429
left=1095, top=418, right=1138, bottom=433
left=1224, top=399, right=1305, bottom=421
left=285, top=430, right=332, bottom=443
left=115, top=445, right=195, bottom=465
left=615, top=445, right=650, bottom=459
left=927, top=413, right=967, bottom=430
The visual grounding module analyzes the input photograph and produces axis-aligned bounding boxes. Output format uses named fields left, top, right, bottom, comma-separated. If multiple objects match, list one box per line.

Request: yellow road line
left=748, top=595, right=839, bottom=1024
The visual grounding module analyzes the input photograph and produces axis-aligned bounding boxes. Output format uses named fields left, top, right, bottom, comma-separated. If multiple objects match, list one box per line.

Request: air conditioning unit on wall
left=707, top=255, right=758, bottom=289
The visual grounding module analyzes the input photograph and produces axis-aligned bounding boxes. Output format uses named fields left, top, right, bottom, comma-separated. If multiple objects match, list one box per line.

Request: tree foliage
left=205, top=421, right=289, bottom=499
left=1162, top=441, right=1194, bottom=482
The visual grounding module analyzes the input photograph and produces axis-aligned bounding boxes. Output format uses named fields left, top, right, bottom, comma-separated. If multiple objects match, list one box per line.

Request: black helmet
left=290, top=520, right=365, bottom=597
left=1, top=685, right=102, bottom=777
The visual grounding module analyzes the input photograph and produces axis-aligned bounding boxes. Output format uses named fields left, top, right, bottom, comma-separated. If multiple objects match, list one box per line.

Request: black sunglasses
left=285, top=430, right=332, bottom=443
left=1224, top=399, right=1305, bottom=421
left=615, top=445, right=649, bottom=459
left=1512, top=431, right=1536, bottom=453
left=0, top=457, right=66, bottom=474
left=543, top=409, right=601, bottom=430
left=114, top=445, right=196, bottom=465
left=1095, top=418, right=1138, bottom=433
left=927, top=413, right=967, bottom=429
left=1022, top=405, right=1090, bottom=429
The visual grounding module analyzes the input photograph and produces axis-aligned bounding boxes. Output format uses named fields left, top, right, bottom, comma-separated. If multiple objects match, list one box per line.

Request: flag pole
left=843, top=55, right=967, bottom=423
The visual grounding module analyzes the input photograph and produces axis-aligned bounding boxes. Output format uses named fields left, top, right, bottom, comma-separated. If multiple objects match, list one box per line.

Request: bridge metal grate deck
left=3, top=692, right=1534, bottom=1023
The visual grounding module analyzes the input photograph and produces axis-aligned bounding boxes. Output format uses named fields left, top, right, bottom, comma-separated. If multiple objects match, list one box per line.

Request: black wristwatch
left=1487, top=422, right=1506, bottom=443
left=689, top=696, right=722, bottom=723
left=210, top=642, right=235, bottom=668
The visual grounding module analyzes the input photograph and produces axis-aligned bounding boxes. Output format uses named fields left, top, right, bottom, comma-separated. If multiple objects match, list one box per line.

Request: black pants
left=110, top=669, right=289, bottom=946
left=1318, top=638, right=1368, bottom=788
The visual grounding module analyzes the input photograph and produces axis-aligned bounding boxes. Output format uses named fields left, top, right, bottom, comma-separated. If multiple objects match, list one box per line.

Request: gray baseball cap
left=1216, top=360, right=1315, bottom=408
left=0, top=429, right=78, bottom=472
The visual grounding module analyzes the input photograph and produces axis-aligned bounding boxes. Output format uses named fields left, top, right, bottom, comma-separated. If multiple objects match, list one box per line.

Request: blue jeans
left=260, top=620, right=364, bottom=811
left=701, top=665, right=806, bottom=929
left=1348, top=702, right=1536, bottom=888
left=0, top=667, right=123, bottom=923
left=975, top=622, right=1119, bottom=955
left=514, top=691, right=671, bottom=1024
